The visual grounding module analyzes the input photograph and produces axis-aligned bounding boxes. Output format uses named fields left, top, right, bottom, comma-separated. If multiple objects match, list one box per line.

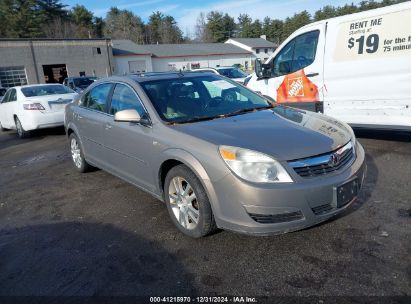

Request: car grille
left=249, top=211, right=303, bottom=224
left=288, top=141, right=355, bottom=178
left=311, top=203, right=333, bottom=215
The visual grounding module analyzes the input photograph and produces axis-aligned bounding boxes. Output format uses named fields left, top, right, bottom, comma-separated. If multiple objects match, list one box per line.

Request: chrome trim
left=289, top=141, right=353, bottom=168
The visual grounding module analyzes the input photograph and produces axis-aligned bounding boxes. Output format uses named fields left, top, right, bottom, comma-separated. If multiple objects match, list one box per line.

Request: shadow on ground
left=0, top=222, right=196, bottom=296
left=354, top=129, right=411, bottom=143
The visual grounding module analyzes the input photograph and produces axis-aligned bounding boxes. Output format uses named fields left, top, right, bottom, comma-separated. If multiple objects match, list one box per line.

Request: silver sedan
left=65, top=72, right=366, bottom=238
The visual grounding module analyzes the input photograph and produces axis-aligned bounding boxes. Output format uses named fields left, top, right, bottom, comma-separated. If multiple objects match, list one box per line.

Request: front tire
left=0, top=121, right=8, bottom=132
left=69, top=133, right=91, bottom=173
left=15, top=117, right=30, bottom=138
left=164, top=164, right=217, bottom=238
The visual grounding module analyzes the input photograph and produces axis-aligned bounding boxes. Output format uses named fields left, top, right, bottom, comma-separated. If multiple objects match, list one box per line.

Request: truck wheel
left=164, top=164, right=217, bottom=238
left=15, top=117, right=30, bottom=138
left=69, top=133, right=91, bottom=173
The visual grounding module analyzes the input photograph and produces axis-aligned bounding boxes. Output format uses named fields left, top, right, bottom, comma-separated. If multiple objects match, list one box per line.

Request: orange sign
left=276, top=70, right=319, bottom=103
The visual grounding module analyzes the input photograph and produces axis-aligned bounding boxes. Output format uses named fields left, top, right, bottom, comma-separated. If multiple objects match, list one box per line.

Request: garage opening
left=42, top=64, right=67, bottom=84
left=128, top=60, right=146, bottom=73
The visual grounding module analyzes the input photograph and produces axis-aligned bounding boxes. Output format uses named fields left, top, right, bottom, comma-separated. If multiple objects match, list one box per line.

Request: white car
left=194, top=67, right=248, bottom=84
left=0, top=84, right=78, bottom=138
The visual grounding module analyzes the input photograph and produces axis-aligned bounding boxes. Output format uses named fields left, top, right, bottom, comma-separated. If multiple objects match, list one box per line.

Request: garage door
left=128, top=60, right=146, bottom=73
left=0, top=66, right=28, bottom=88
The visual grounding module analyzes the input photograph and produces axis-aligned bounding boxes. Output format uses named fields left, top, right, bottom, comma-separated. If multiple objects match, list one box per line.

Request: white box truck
left=246, top=2, right=411, bottom=130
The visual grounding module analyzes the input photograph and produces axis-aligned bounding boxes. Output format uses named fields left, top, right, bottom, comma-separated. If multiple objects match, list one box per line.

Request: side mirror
left=254, top=59, right=271, bottom=79
left=254, top=58, right=263, bottom=78
left=114, top=109, right=142, bottom=123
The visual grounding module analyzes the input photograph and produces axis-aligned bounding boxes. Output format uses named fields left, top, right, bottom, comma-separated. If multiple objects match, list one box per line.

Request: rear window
left=73, top=77, right=95, bottom=88
left=21, top=85, right=75, bottom=97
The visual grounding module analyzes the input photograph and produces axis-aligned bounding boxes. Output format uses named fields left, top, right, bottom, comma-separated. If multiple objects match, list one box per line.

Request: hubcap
left=168, top=176, right=199, bottom=230
left=70, top=138, right=82, bottom=168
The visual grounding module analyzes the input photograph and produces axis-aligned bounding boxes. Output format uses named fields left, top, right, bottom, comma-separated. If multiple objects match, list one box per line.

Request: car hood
left=172, top=106, right=353, bottom=161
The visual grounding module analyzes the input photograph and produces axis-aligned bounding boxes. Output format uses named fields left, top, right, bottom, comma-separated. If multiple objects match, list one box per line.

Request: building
left=112, top=40, right=254, bottom=75
left=225, top=36, right=278, bottom=62
left=0, top=38, right=114, bottom=88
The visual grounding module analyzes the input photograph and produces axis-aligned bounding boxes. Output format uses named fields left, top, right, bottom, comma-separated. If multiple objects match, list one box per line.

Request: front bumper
left=208, top=142, right=367, bottom=235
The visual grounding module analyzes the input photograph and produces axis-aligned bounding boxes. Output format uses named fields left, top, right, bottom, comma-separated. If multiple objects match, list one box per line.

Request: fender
left=158, top=148, right=221, bottom=220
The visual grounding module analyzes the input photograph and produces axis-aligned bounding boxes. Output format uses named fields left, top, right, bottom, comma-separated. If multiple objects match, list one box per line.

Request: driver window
left=9, top=89, right=17, bottom=102
left=272, top=30, right=319, bottom=77
left=1, top=90, right=11, bottom=103
left=110, top=83, right=145, bottom=116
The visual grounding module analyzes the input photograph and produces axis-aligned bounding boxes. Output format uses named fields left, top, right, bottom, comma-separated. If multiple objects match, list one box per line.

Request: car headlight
left=219, top=146, right=293, bottom=183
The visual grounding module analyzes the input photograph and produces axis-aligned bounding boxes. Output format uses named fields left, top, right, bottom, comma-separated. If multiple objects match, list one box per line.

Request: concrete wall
left=0, top=39, right=113, bottom=86
left=113, top=55, right=153, bottom=75
left=151, top=54, right=254, bottom=72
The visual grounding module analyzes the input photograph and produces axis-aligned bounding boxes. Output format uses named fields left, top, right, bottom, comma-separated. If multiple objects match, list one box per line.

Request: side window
left=9, top=89, right=17, bottom=102
left=109, top=84, right=145, bottom=116
left=272, top=30, right=320, bottom=77
left=1, top=90, right=11, bottom=103
left=272, top=40, right=295, bottom=76
left=292, top=31, right=320, bottom=71
left=83, top=83, right=112, bottom=112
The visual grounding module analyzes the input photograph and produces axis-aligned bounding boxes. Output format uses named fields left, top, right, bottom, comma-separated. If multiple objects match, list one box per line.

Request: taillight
left=23, top=103, right=45, bottom=110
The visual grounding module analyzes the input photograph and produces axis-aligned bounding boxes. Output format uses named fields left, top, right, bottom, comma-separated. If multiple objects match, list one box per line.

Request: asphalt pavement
left=0, top=127, right=410, bottom=298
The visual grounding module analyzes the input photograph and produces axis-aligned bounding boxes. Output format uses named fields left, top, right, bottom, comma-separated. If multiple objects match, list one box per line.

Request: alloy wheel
left=70, top=137, right=82, bottom=169
left=168, top=176, right=200, bottom=230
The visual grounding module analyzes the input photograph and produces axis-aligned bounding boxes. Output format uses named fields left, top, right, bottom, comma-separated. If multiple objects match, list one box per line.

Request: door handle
left=306, top=73, right=319, bottom=78
left=105, top=123, right=112, bottom=130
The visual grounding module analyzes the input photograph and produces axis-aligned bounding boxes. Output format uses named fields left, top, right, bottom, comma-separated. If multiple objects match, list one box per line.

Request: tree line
left=0, top=0, right=407, bottom=44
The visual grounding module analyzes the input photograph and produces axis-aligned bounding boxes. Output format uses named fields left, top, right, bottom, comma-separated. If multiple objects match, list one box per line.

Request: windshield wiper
left=168, top=105, right=274, bottom=125
left=223, top=105, right=274, bottom=118
left=168, top=114, right=227, bottom=125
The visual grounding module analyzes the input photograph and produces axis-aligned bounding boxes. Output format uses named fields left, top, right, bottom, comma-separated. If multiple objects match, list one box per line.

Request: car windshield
left=73, top=77, right=95, bottom=88
left=140, top=74, right=270, bottom=123
left=0, top=88, right=6, bottom=96
left=217, top=68, right=247, bottom=79
left=21, top=85, right=75, bottom=97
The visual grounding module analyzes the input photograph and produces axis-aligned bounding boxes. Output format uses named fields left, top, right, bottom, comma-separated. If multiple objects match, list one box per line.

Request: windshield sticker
left=211, top=80, right=236, bottom=90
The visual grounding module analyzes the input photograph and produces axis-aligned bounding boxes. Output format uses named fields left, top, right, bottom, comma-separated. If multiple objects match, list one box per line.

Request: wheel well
left=67, top=128, right=74, bottom=137
left=159, top=159, right=183, bottom=191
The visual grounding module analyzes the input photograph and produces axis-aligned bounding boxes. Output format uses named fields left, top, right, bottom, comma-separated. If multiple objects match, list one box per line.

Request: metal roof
left=112, top=40, right=152, bottom=56
left=112, top=40, right=252, bottom=58
left=228, top=38, right=277, bottom=48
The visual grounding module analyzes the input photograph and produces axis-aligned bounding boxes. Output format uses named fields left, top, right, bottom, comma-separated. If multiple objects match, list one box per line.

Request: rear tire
left=164, top=164, right=217, bottom=238
left=15, top=117, right=30, bottom=138
left=69, top=133, right=91, bottom=173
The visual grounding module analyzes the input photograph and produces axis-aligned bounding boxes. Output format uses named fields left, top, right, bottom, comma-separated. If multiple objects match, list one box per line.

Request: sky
left=61, top=0, right=361, bottom=36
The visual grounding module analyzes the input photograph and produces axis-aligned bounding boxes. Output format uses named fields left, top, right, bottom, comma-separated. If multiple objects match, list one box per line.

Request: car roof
left=12, top=83, right=64, bottom=89
left=125, top=71, right=218, bottom=83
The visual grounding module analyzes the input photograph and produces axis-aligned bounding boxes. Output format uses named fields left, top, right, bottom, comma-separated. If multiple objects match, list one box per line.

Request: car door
left=0, top=89, right=18, bottom=128
left=74, top=83, right=113, bottom=167
left=101, top=82, right=154, bottom=191
left=263, top=24, right=325, bottom=111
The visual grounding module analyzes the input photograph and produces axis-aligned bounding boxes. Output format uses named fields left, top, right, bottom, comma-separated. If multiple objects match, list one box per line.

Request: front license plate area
left=337, top=179, right=359, bottom=208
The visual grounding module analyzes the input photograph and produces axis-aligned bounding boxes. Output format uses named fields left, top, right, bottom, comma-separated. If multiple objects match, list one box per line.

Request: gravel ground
left=0, top=127, right=410, bottom=299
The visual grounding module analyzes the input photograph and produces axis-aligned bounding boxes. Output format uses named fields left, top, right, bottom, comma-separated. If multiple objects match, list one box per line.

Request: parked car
left=194, top=67, right=248, bottom=84
left=65, top=72, right=366, bottom=238
left=247, top=2, right=411, bottom=130
left=0, top=84, right=78, bottom=137
left=63, top=76, right=98, bottom=93
left=0, top=87, right=6, bottom=102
